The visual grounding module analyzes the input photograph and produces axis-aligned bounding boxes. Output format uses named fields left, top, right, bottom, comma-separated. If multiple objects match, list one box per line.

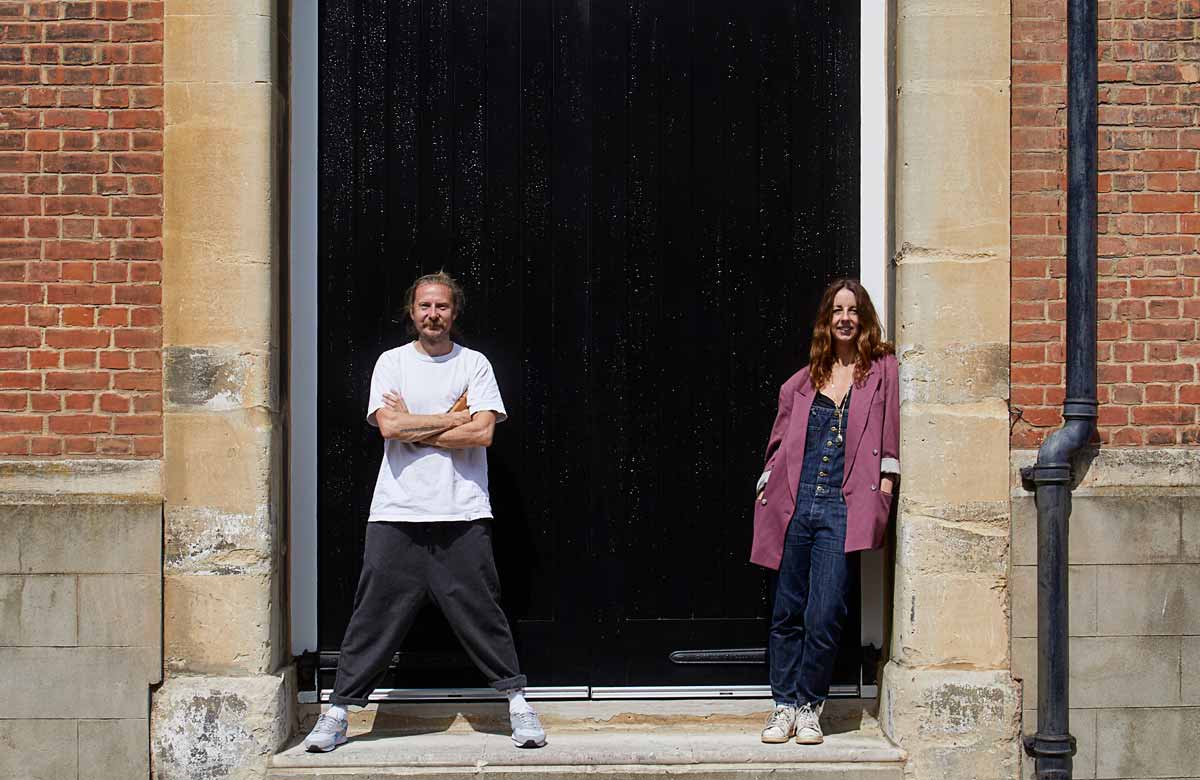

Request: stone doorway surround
left=878, top=0, right=1020, bottom=778
left=153, top=0, right=294, bottom=777
left=148, top=1, right=1020, bottom=779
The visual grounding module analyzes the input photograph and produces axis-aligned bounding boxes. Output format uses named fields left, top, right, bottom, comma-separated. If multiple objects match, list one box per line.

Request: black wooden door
left=317, top=0, right=860, bottom=691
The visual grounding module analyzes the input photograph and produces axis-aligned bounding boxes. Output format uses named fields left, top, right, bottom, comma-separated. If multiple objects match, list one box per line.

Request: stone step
left=270, top=699, right=906, bottom=780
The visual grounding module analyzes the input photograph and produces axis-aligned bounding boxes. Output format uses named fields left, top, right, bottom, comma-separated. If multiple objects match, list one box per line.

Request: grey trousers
left=330, top=519, right=526, bottom=707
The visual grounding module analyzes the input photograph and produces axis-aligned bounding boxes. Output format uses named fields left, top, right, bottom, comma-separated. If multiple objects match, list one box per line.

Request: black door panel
left=318, top=0, right=860, bottom=691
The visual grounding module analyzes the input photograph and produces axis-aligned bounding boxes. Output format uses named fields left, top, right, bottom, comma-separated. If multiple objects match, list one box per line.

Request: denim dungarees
left=768, top=390, right=852, bottom=707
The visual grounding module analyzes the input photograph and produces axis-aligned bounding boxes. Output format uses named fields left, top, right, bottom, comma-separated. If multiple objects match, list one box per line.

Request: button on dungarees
left=768, top=390, right=852, bottom=707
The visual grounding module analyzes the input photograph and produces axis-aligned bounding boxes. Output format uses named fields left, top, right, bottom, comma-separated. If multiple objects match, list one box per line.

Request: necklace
left=833, top=388, right=850, bottom=446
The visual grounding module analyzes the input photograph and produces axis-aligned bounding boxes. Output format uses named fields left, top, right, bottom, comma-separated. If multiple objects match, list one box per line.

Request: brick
left=46, top=23, right=110, bottom=43
left=112, top=326, right=157, bottom=347
left=110, top=108, right=160, bottom=129
left=1131, top=362, right=1195, bottom=382
left=0, top=324, right=37, bottom=347
left=42, top=109, right=108, bottom=129
left=44, top=328, right=109, bottom=349
left=45, top=371, right=109, bottom=390
left=45, top=196, right=108, bottom=216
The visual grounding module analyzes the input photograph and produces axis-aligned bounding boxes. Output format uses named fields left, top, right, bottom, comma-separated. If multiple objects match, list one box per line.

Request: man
left=303, top=271, right=546, bottom=752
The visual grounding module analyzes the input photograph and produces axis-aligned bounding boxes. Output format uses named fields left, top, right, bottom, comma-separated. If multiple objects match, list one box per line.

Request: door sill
left=303, top=684, right=863, bottom=704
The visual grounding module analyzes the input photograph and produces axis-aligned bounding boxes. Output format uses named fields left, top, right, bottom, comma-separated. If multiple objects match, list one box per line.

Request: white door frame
left=288, top=0, right=894, bottom=673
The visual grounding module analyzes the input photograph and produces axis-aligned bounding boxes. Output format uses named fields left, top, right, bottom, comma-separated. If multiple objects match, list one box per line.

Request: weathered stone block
left=0, top=719, right=78, bottom=779
left=0, top=459, right=161, bottom=499
left=5, top=503, right=161, bottom=575
left=164, top=505, right=275, bottom=576
left=0, top=574, right=77, bottom=646
left=168, top=0, right=274, bottom=14
left=897, top=7, right=1010, bottom=83
left=165, top=13, right=274, bottom=84
left=1012, top=636, right=1181, bottom=709
left=1011, top=496, right=1183, bottom=567
left=1030, top=447, right=1200, bottom=491
left=1184, top=504, right=1200, bottom=562
left=164, top=81, right=276, bottom=349
left=1094, top=563, right=1200, bottom=636
left=1071, top=497, right=1184, bottom=564
left=0, top=646, right=159, bottom=719
left=899, top=402, right=1010, bottom=506
left=895, top=257, right=1010, bottom=352
left=896, top=512, right=1009, bottom=577
left=895, top=84, right=1011, bottom=256
left=164, top=410, right=275, bottom=516
left=891, top=569, right=1009, bottom=668
left=1183, top=636, right=1200, bottom=705
left=78, top=574, right=160, bottom=650
left=878, top=664, right=1021, bottom=780
left=79, top=718, right=149, bottom=780
left=164, top=573, right=273, bottom=674
left=898, top=342, right=1009, bottom=405
left=152, top=670, right=294, bottom=780
left=1021, top=708, right=1097, bottom=780
left=1094, top=706, right=1200, bottom=778
left=1010, top=564, right=1097, bottom=639
left=165, top=347, right=275, bottom=413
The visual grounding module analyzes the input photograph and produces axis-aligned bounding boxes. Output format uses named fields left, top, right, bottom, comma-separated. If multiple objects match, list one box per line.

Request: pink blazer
left=750, top=354, right=900, bottom=570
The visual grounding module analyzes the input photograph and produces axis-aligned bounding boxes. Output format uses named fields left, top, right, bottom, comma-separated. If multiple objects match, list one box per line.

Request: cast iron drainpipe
left=1018, top=1, right=1098, bottom=779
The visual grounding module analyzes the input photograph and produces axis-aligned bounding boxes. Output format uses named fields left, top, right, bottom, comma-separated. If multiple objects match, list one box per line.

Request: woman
left=752, top=278, right=899, bottom=745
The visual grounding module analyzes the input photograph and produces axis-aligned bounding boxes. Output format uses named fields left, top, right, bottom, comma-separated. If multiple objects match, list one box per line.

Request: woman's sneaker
left=303, top=712, right=348, bottom=752
left=795, top=701, right=824, bottom=744
left=761, top=704, right=797, bottom=743
left=510, top=708, right=546, bottom=748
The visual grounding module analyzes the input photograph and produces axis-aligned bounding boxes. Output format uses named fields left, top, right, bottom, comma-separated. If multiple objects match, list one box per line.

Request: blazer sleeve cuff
left=880, top=457, right=901, bottom=475
left=756, top=470, right=771, bottom=494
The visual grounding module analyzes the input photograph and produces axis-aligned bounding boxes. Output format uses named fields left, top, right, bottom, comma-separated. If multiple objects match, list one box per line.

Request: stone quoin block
left=151, top=671, right=294, bottom=780
left=896, top=254, right=1011, bottom=351
left=899, top=401, right=1011, bottom=506
left=891, top=568, right=1010, bottom=669
left=163, top=572, right=274, bottom=675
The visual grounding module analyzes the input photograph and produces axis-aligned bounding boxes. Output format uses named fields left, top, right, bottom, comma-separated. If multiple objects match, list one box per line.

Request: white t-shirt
left=366, top=342, right=507, bottom=522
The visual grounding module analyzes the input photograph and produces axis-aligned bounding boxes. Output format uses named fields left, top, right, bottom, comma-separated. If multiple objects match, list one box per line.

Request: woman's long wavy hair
left=808, top=278, right=894, bottom=391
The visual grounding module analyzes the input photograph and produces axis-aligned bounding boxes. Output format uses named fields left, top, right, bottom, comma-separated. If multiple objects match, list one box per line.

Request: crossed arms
left=374, top=392, right=497, bottom=449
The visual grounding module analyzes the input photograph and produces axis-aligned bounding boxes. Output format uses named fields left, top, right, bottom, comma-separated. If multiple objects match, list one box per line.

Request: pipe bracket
left=1021, top=463, right=1072, bottom=489
left=1024, top=732, right=1077, bottom=759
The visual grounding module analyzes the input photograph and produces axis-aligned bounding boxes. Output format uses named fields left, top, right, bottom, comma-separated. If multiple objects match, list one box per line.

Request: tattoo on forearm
left=395, top=423, right=446, bottom=436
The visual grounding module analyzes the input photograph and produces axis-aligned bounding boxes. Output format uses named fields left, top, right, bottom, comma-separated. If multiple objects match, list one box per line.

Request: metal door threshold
left=590, top=684, right=859, bottom=699
left=306, top=684, right=864, bottom=703
left=312, top=686, right=588, bottom=703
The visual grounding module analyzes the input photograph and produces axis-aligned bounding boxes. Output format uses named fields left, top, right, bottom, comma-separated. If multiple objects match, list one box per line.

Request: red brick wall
left=0, top=1, right=162, bottom=458
left=1012, top=0, right=1200, bottom=447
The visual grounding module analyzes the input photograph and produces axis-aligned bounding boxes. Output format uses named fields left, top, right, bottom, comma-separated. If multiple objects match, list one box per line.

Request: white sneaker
left=303, top=712, right=348, bottom=752
left=761, top=704, right=797, bottom=743
left=510, top=708, right=546, bottom=748
left=795, top=701, right=824, bottom=744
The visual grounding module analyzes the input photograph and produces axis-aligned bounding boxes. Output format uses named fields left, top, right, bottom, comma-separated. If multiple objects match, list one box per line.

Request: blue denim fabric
left=768, top=396, right=852, bottom=706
